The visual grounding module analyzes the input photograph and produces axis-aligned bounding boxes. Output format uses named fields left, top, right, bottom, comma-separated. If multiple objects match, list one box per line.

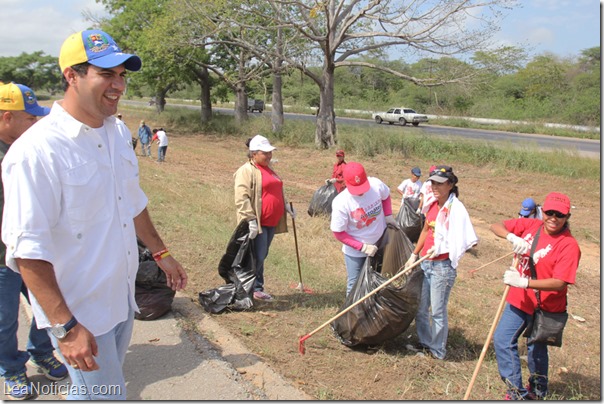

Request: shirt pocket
left=60, top=161, right=111, bottom=223
left=119, top=148, right=143, bottom=211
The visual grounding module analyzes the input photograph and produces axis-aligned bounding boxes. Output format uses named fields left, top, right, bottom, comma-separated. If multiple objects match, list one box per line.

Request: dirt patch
left=141, top=131, right=600, bottom=400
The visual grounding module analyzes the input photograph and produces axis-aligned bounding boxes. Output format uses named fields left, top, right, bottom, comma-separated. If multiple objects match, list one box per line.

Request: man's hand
left=58, top=324, right=99, bottom=372
left=361, top=244, right=378, bottom=257
left=248, top=219, right=259, bottom=239
left=404, top=253, right=418, bottom=269
left=506, top=233, right=530, bottom=255
left=385, top=215, right=399, bottom=229
left=503, top=267, right=529, bottom=289
left=157, top=255, right=188, bottom=291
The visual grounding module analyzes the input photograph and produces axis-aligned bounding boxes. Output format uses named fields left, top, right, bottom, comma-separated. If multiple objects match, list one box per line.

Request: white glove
left=415, top=207, right=421, bottom=215
left=361, top=244, right=378, bottom=257
left=404, top=253, right=418, bottom=269
left=248, top=220, right=259, bottom=239
left=285, top=204, right=297, bottom=220
left=385, top=215, right=399, bottom=229
left=503, top=267, right=529, bottom=289
left=325, top=179, right=331, bottom=185
left=506, top=233, right=530, bottom=255
left=426, top=246, right=437, bottom=258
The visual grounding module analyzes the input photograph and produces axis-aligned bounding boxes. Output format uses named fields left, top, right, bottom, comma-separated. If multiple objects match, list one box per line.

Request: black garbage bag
left=308, top=183, right=338, bottom=217
left=330, top=227, right=424, bottom=347
left=199, top=220, right=256, bottom=314
left=135, top=240, right=176, bottom=321
left=395, top=197, right=423, bottom=243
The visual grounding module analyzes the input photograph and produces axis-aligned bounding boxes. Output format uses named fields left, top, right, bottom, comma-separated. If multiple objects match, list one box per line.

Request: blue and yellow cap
left=59, top=30, right=142, bottom=73
left=0, top=83, right=50, bottom=116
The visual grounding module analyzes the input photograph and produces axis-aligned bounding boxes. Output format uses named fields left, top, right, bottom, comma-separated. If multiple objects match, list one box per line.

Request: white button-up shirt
left=2, top=102, right=148, bottom=336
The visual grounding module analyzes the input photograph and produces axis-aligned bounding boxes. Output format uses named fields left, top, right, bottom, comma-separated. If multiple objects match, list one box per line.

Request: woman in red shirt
left=326, top=150, right=347, bottom=193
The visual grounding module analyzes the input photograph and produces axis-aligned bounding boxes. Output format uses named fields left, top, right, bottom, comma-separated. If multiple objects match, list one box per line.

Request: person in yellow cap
left=0, top=83, right=68, bottom=400
left=2, top=30, right=188, bottom=400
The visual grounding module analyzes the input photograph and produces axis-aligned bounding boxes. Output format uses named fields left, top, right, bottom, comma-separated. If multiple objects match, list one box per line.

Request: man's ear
left=63, top=67, right=78, bottom=85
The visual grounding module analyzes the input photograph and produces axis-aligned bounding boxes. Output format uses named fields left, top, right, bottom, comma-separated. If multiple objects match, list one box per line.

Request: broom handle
left=290, top=202, right=303, bottom=284
left=463, top=256, right=518, bottom=400
left=302, top=254, right=430, bottom=340
left=469, top=252, right=514, bottom=274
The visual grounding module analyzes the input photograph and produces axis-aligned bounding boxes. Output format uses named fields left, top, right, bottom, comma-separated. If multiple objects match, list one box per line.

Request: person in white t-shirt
left=418, top=164, right=437, bottom=214
left=397, top=166, right=422, bottom=203
left=330, top=162, right=398, bottom=295
left=156, top=128, right=168, bottom=162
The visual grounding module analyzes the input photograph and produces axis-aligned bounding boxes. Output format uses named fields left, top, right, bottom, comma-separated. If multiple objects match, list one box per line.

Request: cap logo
left=354, top=175, right=361, bottom=184
left=23, top=90, right=37, bottom=105
left=86, top=33, right=111, bottom=53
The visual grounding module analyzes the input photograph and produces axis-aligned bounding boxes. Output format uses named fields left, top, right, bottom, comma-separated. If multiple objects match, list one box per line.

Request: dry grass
left=129, top=115, right=600, bottom=400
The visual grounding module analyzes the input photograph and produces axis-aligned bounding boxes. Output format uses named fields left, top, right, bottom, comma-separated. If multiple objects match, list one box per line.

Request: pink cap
left=343, top=162, right=370, bottom=195
left=542, top=192, right=571, bottom=215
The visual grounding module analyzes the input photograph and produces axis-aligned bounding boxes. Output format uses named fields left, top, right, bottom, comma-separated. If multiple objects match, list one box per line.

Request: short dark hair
left=61, top=62, right=90, bottom=91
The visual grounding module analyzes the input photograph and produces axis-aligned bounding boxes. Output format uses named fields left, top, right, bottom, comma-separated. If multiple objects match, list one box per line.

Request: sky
left=0, top=0, right=600, bottom=60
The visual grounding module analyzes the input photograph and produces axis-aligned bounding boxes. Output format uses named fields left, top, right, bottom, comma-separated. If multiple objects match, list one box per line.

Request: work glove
left=506, top=233, right=530, bottom=255
left=503, top=267, right=529, bottom=289
left=325, top=178, right=337, bottom=185
left=248, top=219, right=259, bottom=240
left=361, top=243, right=378, bottom=257
left=415, top=207, right=421, bottom=215
left=385, top=215, right=399, bottom=229
left=404, top=253, right=418, bottom=269
left=285, top=204, right=297, bottom=220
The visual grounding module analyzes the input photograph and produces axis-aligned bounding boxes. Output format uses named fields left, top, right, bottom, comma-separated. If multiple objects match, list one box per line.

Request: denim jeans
left=48, top=307, right=135, bottom=400
left=158, top=146, right=168, bottom=162
left=141, top=142, right=151, bottom=157
left=0, top=266, right=55, bottom=377
left=494, top=303, right=549, bottom=400
left=343, top=254, right=366, bottom=295
left=415, top=259, right=456, bottom=359
left=253, top=226, right=276, bottom=292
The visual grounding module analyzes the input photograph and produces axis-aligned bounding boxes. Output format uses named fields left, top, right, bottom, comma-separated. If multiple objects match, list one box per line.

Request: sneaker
left=525, top=384, right=545, bottom=400
left=30, top=356, right=68, bottom=381
left=4, top=371, right=32, bottom=400
left=253, top=291, right=273, bottom=300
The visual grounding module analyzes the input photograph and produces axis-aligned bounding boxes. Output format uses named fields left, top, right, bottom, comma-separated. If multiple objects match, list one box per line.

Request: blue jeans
left=0, top=266, right=55, bottom=377
left=158, top=146, right=167, bottom=162
left=343, top=254, right=366, bottom=295
left=253, top=226, right=276, bottom=292
left=415, top=259, right=456, bottom=359
left=141, top=141, right=151, bottom=156
left=49, top=307, right=135, bottom=400
left=494, top=303, right=549, bottom=400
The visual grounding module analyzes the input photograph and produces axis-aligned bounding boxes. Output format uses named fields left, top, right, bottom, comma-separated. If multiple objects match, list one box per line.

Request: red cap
left=343, top=162, right=370, bottom=195
left=336, top=150, right=345, bottom=157
left=542, top=192, right=571, bottom=215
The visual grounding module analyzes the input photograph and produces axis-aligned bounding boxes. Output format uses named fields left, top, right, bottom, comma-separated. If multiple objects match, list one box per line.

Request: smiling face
left=543, top=210, right=570, bottom=235
left=62, top=64, right=127, bottom=127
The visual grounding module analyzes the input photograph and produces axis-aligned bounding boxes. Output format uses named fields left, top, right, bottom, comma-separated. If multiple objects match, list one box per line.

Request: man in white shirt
left=397, top=166, right=422, bottom=202
left=1, top=30, right=187, bottom=400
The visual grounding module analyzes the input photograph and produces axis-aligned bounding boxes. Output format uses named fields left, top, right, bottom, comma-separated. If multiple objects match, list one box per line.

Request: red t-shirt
left=420, top=202, right=449, bottom=261
left=332, top=161, right=347, bottom=193
left=258, top=164, right=284, bottom=227
left=504, top=218, right=581, bottom=314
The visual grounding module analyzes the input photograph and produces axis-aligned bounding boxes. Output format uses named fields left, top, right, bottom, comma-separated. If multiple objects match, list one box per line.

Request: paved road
left=5, top=294, right=311, bottom=401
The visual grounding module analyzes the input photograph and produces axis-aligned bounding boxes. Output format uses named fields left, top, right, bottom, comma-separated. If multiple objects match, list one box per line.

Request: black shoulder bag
left=522, top=226, right=568, bottom=347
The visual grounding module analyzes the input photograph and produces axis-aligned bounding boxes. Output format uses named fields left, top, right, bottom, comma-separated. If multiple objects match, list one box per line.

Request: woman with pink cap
left=330, top=162, right=398, bottom=295
left=489, top=192, right=580, bottom=400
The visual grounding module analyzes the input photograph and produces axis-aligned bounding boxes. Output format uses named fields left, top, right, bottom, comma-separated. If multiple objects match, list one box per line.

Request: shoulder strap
left=528, top=226, right=542, bottom=307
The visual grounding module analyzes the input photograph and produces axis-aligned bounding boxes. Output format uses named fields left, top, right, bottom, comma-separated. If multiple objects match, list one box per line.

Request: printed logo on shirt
left=350, top=200, right=382, bottom=229
left=516, top=232, right=553, bottom=277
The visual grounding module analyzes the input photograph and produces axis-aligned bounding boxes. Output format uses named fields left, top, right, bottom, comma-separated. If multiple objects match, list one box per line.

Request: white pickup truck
left=372, top=107, right=429, bottom=126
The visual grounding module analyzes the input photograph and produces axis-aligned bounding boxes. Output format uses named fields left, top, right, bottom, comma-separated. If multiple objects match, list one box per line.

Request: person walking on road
left=330, top=162, right=398, bottom=295
left=490, top=192, right=580, bottom=400
left=405, top=165, right=477, bottom=360
left=2, top=30, right=188, bottom=400
left=138, top=120, right=152, bottom=157
left=0, top=83, right=68, bottom=400
left=325, top=149, right=347, bottom=193
left=233, top=134, right=296, bottom=301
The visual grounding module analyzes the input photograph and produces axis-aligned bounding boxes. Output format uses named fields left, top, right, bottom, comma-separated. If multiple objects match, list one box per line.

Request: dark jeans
left=253, top=226, right=276, bottom=291
left=158, top=146, right=168, bottom=162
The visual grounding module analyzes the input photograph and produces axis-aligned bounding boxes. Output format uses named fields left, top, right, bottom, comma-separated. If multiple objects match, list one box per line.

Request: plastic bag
left=308, top=183, right=338, bottom=217
left=331, top=227, right=424, bottom=347
left=395, top=197, right=423, bottom=243
left=134, top=241, right=176, bottom=321
left=199, top=220, right=256, bottom=314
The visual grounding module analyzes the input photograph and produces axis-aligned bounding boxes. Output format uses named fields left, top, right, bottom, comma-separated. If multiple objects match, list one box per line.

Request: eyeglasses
left=544, top=210, right=568, bottom=219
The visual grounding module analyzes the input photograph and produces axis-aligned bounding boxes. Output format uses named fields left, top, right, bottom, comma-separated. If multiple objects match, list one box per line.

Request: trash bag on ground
left=199, top=220, right=256, bottom=314
left=395, top=197, right=423, bottom=243
left=135, top=239, right=176, bottom=321
left=308, top=183, right=338, bottom=217
left=330, top=226, right=424, bottom=347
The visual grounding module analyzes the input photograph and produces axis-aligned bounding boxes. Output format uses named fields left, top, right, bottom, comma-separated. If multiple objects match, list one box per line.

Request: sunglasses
left=544, top=210, right=568, bottom=219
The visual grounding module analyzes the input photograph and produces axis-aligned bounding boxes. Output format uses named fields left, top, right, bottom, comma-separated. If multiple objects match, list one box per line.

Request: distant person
left=330, top=162, right=398, bottom=295
left=138, top=120, right=152, bottom=157
left=325, top=149, right=347, bottom=193
left=405, top=165, right=477, bottom=360
left=233, top=135, right=296, bottom=300
left=155, top=128, right=168, bottom=162
left=2, top=29, right=188, bottom=400
left=417, top=165, right=437, bottom=214
left=518, top=197, right=543, bottom=220
left=397, top=166, right=422, bottom=203
left=490, top=192, right=580, bottom=400
left=0, top=83, right=68, bottom=400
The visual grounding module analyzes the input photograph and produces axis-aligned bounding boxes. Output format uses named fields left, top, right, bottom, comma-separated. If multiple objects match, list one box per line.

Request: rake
left=290, top=202, right=312, bottom=294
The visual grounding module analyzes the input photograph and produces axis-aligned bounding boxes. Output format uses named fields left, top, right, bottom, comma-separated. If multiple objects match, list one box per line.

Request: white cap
left=249, top=135, right=276, bottom=152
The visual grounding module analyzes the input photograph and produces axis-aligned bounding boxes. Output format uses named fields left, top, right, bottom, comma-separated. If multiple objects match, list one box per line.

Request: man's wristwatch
left=49, top=316, right=78, bottom=340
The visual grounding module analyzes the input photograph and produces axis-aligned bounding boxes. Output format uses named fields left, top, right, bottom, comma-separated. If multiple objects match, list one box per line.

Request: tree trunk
left=234, top=82, right=248, bottom=123
left=271, top=71, right=284, bottom=133
left=156, top=85, right=171, bottom=114
left=199, top=66, right=212, bottom=123
left=315, top=66, right=336, bottom=148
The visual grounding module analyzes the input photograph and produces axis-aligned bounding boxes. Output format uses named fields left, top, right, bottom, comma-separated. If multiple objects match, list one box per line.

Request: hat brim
left=428, top=175, right=448, bottom=183
left=256, top=145, right=276, bottom=152
left=24, top=104, right=50, bottom=117
left=89, top=54, right=142, bottom=71
left=347, top=180, right=370, bottom=196
left=519, top=208, right=532, bottom=216
left=542, top=202, right=570, bottom=215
